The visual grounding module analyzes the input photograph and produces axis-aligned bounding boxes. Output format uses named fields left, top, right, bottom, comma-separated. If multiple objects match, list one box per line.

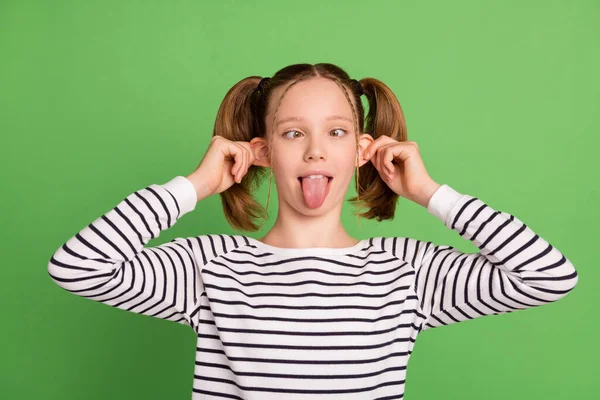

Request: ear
left=249, top=137, right=271, bottom=167
left=356, top=133, right=374, bottom=168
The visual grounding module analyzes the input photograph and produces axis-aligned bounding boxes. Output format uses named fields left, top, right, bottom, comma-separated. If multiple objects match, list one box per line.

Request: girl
left=48, top=63, right=578, bottom=399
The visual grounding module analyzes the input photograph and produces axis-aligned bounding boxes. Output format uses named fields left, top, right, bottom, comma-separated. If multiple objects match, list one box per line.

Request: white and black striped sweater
left=48, top=176, right=578, bottom=399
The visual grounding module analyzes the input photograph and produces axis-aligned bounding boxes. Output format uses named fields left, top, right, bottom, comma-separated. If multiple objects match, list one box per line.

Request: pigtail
left=348, top=78, right=408, bottom=221
left=212, top=76, right=269, bottom=231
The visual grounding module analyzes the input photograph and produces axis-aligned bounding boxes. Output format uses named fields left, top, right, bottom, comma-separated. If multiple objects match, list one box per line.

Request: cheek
left=270, top=151, right=297, bottom=185
left=341, top=144, right=359, bottom=166
left=333, top=152, right=358, bottom=180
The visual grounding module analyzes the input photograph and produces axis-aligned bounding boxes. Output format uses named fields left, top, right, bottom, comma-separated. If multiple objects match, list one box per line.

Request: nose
left=304, top=135, right=327, bottom=161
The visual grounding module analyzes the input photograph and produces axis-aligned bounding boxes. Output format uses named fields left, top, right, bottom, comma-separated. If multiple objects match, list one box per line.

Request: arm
left=47, top=176, right=203, bottom=329
left=413, top=184, right=578, bottom=332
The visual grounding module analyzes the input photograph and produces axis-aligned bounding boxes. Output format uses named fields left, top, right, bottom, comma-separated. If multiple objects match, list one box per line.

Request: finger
left=242, top=143, right=255, bottom=177
left=375, top=145, right=396, bottom=181
left=371, top=149, right=383, bottom=177
left=376, top=149, right=383, bottom=174
left=231, top=154, right=238, bottom=177
left=230, top=144, right=244, bottom=180
left=237, top=142, right=253, bottom=181
left=240, top=141, right=258, bottom=167
left=240, top=148, right=248, bottom=183
left=388, top=143, right=414, bottom=165
left=236, top=145, right=247, bottom=183
left=231, top=159, right=238, bottom=176
left=376, top=146, right=389, bottom=172
left=376, top=149, right=386, bottom=178
left=245, top=146, right=255, bottom=175
left=227, top=142, right=240, bottom=176
left=248, top=145, right=257, bottom=167
left=368, top=145, right=390, bottom=181
left=382, top=145, right=397, bottom=175
left=364, top=135, right=395, bottom=159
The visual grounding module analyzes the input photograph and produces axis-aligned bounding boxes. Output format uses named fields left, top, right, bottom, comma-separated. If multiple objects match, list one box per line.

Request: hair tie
left=255, top=77, right=271, bottom=94
left=351, top=79, right=364, bottom=96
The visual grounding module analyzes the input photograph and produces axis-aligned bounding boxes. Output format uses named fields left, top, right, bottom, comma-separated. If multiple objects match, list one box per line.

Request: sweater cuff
left=161, top=176, right=198, bottom=216
left=427, top=184, right=464, bottom=226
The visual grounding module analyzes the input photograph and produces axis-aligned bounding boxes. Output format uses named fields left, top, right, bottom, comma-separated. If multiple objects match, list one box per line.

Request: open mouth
left=297, top=176, right=334, bottom=209
left=297, top=177, right=333, bottom=184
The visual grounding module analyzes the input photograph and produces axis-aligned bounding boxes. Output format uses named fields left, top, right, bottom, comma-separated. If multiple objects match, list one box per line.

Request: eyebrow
left=274, top=115, right=353, bottom=128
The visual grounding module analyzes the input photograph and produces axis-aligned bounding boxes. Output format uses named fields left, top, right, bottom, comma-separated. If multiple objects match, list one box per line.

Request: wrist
left=186, top=172, right=211, bottom=202
left=415, top=180, right=441, bottom=208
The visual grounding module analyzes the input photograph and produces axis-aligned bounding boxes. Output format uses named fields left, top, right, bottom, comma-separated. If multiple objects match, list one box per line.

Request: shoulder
left=367, top=236, right=442, bottom=269
left=166, top=234, right=255, bottom=266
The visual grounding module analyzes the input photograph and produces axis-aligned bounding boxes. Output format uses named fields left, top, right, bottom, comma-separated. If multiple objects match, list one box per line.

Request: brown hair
left=212, top=63, right=408, bottom=231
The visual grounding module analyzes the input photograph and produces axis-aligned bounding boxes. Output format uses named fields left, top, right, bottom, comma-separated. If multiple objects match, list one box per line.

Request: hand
left=186, top=136, right=259, bottom=202
left=363, top=135, right=441, bottom=208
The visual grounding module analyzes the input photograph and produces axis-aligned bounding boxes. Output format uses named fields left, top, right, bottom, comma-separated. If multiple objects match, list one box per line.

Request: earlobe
left=250, top=137, right=271, bottom=167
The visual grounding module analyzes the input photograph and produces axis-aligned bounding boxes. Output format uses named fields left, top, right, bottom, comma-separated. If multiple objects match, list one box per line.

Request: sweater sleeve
left=47, top=176, right=203, bottom=329
left=413, top=184, right=579, bottom=332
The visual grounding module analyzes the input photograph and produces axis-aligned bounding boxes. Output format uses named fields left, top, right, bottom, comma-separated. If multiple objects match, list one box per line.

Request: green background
left=2, top=0, right=597, bottom=398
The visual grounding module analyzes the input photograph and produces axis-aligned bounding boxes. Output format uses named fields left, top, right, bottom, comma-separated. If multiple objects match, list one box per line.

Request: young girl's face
left=253, top=77, right=372, bottom=216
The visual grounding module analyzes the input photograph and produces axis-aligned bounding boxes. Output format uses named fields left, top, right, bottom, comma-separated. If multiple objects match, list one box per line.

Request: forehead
left=267, top=77, right=355, bottom=124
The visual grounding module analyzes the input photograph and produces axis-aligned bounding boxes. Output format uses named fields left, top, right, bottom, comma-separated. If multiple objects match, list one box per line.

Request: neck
left=258, top=202, right=358, bottom=249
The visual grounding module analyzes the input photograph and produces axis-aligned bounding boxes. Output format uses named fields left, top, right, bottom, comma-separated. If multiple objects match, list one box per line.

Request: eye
left=282, top=130, right=303, bottom=139
left=330, top=128, right=348, bottom=137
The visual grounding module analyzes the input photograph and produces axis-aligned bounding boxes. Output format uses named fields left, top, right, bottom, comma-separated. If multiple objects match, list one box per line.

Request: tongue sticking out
left=301, top=177, right=330, bottom=209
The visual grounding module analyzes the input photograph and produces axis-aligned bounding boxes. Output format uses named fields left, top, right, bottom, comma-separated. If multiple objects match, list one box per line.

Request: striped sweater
left=48, top=175, right=578, bottom=399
